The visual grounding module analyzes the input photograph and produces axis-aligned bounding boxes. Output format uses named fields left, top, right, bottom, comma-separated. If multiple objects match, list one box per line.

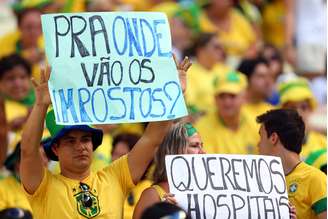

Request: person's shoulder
left=298, top=162, right=326, bottom=179
left=97, top=155, right=130, bottom=177
left=309, top=131, right=327, bottom=142
left=195, top=111, right=219, bottom=128
left=0, top=31, right=20, bottom=57
left=0, top=30, right=20, bottom=43
left=231, top=9, right=252, bottom=24
left=140, top=186, right=161, bottom=200
left=0, top=176, right=16, bottom=188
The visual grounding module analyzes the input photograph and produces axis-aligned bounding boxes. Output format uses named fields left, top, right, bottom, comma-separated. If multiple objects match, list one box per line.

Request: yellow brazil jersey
left=5, top=100, right=29, bottom=124
left=0, top=31, right=19, bottom=58
left=301, top=131, right=327, bottom=160
left=286, top=162, right=327, bottom=219
left=195, top=110, right=259, bottom=155
left=199, top=10, right=256, bottom=57
left=261, top=0, right=285, bottom=49
left=186, top=62, right=231, bottom=113
left=123, top=179, right=153, bottom=219
left=0, top=176, right=32, bottom=211
left=24, top=155, right=134, bottom=219
left=5, top=100, right=29, bottom=152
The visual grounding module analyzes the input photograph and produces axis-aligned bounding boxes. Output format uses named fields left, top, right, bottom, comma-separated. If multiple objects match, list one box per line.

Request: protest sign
left=41, top=12, right=187, bottom=125
left=165, top=154, right=289, bottom=219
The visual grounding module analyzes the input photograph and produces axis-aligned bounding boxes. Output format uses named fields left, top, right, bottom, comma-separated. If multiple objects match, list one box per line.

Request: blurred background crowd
left=0, top=0, right=326, bottom=218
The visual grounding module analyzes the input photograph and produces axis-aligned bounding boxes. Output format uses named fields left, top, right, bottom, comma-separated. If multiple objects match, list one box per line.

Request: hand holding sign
left=31, top=66, right=51, bottom=106
left=41, top=12, right=188, bottom=125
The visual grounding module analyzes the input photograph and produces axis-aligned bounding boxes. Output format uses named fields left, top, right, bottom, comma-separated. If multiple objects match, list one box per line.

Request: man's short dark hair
left=0, top=54, right=31, bottom=80
left=256, top=109, right=305, bottom=154
left=237, top=57, right=269, bottom=80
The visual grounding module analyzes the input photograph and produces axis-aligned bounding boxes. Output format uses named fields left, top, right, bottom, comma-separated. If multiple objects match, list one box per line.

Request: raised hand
left=31, top=66, right=51, bottom=106
left=173, top=54, right=192, bottom=94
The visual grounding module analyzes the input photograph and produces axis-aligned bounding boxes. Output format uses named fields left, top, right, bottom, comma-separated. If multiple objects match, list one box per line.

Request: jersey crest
left=289, top=183, right=298, bottom=193
left=75, top=191, right=100, bottom=218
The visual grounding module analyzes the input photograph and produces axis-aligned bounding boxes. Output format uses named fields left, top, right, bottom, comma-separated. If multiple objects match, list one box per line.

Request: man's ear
left=51, top=143, right=59, bottom=156
left=269, top=132, right=279, bottom=145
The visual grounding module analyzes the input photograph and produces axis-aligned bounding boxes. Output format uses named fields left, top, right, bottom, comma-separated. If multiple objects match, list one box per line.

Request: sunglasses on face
left=79, top=182, right=93, bottom=208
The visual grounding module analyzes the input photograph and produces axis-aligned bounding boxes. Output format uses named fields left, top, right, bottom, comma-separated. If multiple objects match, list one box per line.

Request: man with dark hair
left=238, top=57, right=273, bottom=124
left=0, top=54, right=34, bottom=132
left=0, top=54, right=32, bottom=102
left=195, top=71, right=259, bottom=155
left=20, top=57, right=191, bottom=219
left=257, top=109, right=327, bottom=219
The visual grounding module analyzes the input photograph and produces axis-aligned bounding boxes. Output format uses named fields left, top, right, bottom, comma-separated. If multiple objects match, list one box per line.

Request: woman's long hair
left=152, top=122, right=188, bottom=184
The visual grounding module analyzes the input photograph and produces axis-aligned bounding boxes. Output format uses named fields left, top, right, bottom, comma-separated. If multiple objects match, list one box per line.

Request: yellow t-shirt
left=24, top=155, right=134, bottom=219
left=286, top=162, right=327, bottom=219
left=200, top=10, right=256, bottom=57
left=261, top=0, right=285, bottom=49
left=186, top=62, right=231, bottom=113
left=123, top=179, right=153, bottom=219
left=5, top=100, right=29, bottom=152
left=301, top=131, right=327, bottom=160
left=0, top=176, right=32, bottom=211
left=5, top=100, right=29, bottom=124
left=0, top=31, right=19, bottom=58
left=195, top=111, right=259, bottom=154
left=242, top=102, right=274, bottom=128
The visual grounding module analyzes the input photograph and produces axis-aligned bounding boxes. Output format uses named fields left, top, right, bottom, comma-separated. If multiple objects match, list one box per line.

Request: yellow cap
left=213, top=71, right=247, bottom=95
left=278, top=78, right=317, bottom=110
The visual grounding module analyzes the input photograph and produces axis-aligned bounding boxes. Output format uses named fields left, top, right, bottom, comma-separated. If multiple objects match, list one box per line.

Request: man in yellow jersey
left=195, top=71, right=259, bottom=154
left=20, top=58, right=191, bottom=219
left=237, top=56, right=274, bottom=124
left=0, top=54, right=35, bottom=132
left=257, top=109, right=327, bottom=219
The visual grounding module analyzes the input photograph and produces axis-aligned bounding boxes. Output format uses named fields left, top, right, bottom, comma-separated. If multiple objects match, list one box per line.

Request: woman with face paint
left=132, top=122, right=204, bottom=219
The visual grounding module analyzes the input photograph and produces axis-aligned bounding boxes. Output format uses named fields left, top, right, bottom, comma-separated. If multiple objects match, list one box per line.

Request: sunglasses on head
left=79, top=182, right=93, bottom=208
